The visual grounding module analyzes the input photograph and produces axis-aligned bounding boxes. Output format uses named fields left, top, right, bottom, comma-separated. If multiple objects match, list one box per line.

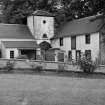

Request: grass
left=0, top=73, right=104, bottom=105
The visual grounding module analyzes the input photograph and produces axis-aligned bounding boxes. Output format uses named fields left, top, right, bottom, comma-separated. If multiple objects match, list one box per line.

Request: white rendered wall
left=76, top=33, right=100, bottom=61
left=27, top=16, right=54, bottom=44
left=5, top=48, right=19, bottom=59
left=51, top=32, right=100, bottom=61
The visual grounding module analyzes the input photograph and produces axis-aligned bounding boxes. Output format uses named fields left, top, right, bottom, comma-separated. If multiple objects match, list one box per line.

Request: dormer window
left=43, top=20, right=46, bottom=24
left=43, top=34, right=48, bottom=38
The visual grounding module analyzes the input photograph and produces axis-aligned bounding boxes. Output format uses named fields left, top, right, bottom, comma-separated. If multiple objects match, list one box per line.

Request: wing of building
left=51, top=14, right=105, bottom=63
left=0, top=24, right=38, bottom=59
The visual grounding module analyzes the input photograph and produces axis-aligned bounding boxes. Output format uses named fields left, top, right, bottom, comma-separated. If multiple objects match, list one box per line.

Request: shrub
left=30, top=63, right=43, bottom=72
left=35, top=66, right=43, bottom=72
left=78, top=55, right=97, bottom=73
left=57, top=64, right=65, bottom=72
left=16, top=55, right=28, bottom=59
left=5, top=60, right=15, bottom=71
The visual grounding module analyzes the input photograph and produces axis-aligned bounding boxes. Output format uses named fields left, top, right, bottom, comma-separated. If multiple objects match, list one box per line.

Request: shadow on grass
left=0, top=69, right=105, bottom=79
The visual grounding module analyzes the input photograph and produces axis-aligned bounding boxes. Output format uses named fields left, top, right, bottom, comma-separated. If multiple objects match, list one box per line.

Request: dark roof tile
left=0, top=24, right=34, bottom=39
left=32, top=10, right=54, bottom=17
left=2, top=41, right=38, bottom=49
left=53, top=15, right=104, bottom=39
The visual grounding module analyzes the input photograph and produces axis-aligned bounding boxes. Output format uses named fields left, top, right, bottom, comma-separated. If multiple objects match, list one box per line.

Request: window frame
left=85, top=34, right=90, bottom=44
left=76, top=50, right=81, bottom=61
left=10, top=50, right=14, bottom=59
left=68, top=50, right=72, bottom=61
left=59, top=37, right=63, bottom=46
left=71, top=36, right=76, bottom=50
left=85, top=50, right=91, bottom=60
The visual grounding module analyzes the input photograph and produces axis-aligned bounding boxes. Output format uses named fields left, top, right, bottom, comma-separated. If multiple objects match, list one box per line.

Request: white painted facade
left=27, top=15, right=54, bottom=44
left=0, top=38, right=37, bottom=59
left=1, top=43, right=19, bottom=59
left=51, top=32, right=100, bottom=61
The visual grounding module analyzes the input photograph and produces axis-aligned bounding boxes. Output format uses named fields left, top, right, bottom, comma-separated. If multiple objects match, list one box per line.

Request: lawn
left=0, top=73, right=105, bottom=105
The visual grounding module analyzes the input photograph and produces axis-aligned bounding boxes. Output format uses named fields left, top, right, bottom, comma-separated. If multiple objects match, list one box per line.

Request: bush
left=78, top=55, right=97, bottom=73
left=30, top=63, right=43, bottom=72
left=57, top=64, right=65, bottom=72
left=16, top=55, right=28, bottom=59
left=35, top=66, right=43, bottom=72
left=5, top=60, right=15, bottom=71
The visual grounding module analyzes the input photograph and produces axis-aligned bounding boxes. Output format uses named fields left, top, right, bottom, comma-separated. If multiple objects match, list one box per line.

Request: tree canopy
left=0, top=0, right=105, bottom=27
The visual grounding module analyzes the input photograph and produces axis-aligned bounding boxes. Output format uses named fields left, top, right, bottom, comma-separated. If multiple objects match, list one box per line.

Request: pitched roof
left=53, top=14, right=104, bottom=39
left=32, top=10, right=54, bottom=17
left=0, top=24, right=34, bottom=39
left=2, top=41, right=38, bottom=49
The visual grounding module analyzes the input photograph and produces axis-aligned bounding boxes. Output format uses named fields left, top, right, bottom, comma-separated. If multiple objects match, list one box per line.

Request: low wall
left=0, top=59, right=79, bottom=71
left=0, top=58, right=104, bottom=73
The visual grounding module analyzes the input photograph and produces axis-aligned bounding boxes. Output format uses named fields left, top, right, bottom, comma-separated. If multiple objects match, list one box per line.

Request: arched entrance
left=39, top=41, right=51, bottom=60
left=39, top=41, right=51, bottom=50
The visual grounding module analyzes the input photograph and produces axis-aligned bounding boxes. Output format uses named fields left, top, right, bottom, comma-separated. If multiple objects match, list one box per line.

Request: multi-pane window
left=85, top=50, right=91, bottom=60
left=10, top=51, right=14, bottom=58
left=60, top=37, right=63, bottom=46
left=85, top=34, right=90, bottom=44
left=71, top=36, right=76, bottom=49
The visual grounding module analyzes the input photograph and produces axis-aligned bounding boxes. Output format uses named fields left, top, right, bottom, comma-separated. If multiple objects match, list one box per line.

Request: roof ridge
left=0, top=23, right=26, bottom=26
left=73, top=14, right=103, bottom=22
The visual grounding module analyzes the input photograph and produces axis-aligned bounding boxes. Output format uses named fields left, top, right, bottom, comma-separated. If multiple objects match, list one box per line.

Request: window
left=43, top=20, right=46, bottom=24
left=85, top=34, right=90, bottom=44
left=43, top=34, right=48, bottom=38
left=58, top=52, right=64, bottom=62
left=76, top=50, right=81, bottom=61
left=85, top=50, right=91, bottom=60
left=71, top=36, right=76, bottom=49
left=68, top=51, right=72, bottom=61
left=10, top=51, right=14, bottom=58
left=60, top=37, right=63, bottom=46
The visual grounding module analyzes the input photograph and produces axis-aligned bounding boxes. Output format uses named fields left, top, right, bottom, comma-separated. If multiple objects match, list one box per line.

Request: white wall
left=27, top=16, right=54, bottom=44
left=1, top=43, right=19, bottom=59
left=76, top=33, right=100, bottom=60
left=27, top=16, right=34, bottom=35
left=51, top=32, right=100, bottom=61
left=5, top=48, right=19, bottom=59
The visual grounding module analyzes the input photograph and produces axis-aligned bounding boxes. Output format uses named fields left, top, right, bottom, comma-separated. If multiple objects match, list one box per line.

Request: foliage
left=35, top=66, right=43, bottom=72
left=5, top=60, right=15, bottom=71
left=0, top=0, right=105, bottom=27
left=78, top=54, right=97, bottom=73
left=57, top=64, right=65, bottom=72
left=30, top=63, right=43, bottom=72
left=16, top=55, right=28, bottom=59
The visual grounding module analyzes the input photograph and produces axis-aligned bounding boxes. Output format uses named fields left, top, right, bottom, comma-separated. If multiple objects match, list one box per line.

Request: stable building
left=51, top=14, right=105, bottom=63
left=0, top=24, right=38, bottom=59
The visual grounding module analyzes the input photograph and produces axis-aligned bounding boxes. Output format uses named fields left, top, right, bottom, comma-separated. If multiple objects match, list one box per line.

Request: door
left=76, top=50, right=81, bottom=61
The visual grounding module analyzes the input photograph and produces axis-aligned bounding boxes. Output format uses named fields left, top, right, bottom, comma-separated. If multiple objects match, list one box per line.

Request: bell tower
left=27, top=10, right=54, bottom=44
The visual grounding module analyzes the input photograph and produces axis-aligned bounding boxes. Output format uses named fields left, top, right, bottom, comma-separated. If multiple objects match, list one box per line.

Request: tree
left=1, top=0, right=56, bottom=24
left=1, top=0, right=105, bottom=26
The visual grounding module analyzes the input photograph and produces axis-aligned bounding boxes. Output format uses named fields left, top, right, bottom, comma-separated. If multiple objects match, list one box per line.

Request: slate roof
left=2, top=41, right=38, bottom=49
left=32, top=10, right=54, bottom=17
left=0, top=24, right=34, bottom=39
left=53, top=14, right=104, bottom=39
